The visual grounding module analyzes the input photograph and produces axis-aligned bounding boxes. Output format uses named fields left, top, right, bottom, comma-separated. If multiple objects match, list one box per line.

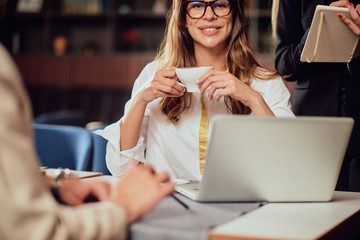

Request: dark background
left=0, top=0, right=274, bottom=126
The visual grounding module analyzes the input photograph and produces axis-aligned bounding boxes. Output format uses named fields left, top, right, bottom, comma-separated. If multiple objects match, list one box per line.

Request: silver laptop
left=175, top=116, right=354, bottom=202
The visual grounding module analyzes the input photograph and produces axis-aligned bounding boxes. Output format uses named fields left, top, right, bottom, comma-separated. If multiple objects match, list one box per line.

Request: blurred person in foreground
left=0, top=44, right=174, bottom=240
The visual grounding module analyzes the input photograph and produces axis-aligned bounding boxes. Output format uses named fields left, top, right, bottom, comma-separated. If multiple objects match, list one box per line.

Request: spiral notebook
left=301, top=5, right=360, bottom=63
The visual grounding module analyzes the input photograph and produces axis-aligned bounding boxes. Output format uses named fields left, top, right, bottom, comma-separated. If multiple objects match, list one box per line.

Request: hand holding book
left=333, top=2, right=360, bottom=38
left=301, top=5, right=360, bottom=63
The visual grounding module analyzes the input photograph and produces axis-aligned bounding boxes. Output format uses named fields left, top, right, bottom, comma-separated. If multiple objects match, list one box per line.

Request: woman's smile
left=198, top=25, right=223, bottom=35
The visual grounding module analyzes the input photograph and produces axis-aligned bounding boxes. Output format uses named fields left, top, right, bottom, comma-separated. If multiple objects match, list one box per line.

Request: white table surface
left=82, top=173, right=360, bottom=240
left=210, top=191, right=360, bottom=240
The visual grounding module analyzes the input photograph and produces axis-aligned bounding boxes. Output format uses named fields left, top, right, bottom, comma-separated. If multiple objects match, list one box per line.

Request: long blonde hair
left=271, top=0, right=279, bottom=40
left=156, top=0, right=278, bottom=124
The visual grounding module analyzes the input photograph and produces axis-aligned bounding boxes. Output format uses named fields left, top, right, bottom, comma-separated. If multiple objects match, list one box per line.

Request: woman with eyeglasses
left=97, top=0, right=294, bottom=180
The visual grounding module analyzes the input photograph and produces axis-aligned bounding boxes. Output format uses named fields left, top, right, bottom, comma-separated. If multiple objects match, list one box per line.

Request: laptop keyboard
left=176, top=182, right=201, bottom=196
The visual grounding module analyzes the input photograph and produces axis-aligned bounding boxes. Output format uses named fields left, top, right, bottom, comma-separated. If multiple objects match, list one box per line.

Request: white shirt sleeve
left=95, top=62, right=157, bottom=177
left=251, top=75, right=295, bottom=117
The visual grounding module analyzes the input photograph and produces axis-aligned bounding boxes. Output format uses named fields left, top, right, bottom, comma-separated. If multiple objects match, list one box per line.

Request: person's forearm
left=120, top=94, right=148, bottom=151
left=275, top=0, right=311, bottom=79
left=248, top=92, right=275, bottom=116
left=275, top=30, right=310, bottom=78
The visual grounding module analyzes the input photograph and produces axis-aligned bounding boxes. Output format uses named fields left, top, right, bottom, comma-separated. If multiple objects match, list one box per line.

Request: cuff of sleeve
left=94, top=121, right=121, bottom=152
left=95, top=122, right=145, bottom=161
left=119, top=137, right=145, bottom=161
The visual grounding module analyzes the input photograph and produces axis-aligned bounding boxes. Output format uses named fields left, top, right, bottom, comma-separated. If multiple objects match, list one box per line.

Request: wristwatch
left=50, top=168, right=72, bottom=203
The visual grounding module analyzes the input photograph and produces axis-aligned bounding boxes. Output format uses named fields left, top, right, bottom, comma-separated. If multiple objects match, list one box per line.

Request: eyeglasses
left=183, top=0, right=232, bottom=19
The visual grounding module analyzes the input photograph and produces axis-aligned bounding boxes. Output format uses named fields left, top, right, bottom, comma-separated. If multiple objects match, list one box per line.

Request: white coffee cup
left=175, top=66, right=214, bottom=92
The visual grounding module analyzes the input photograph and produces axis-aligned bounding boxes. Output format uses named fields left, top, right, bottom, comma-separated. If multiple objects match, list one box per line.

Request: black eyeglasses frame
left=182, top=0, right=233, bottom=19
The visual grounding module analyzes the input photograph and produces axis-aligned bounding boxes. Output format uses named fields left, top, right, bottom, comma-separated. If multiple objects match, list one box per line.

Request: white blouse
left=96, top=61, right=295, bottom=181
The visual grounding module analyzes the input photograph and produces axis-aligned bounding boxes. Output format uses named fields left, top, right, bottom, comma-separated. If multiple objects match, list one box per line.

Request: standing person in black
left=272, top=0, right=360, bottom=192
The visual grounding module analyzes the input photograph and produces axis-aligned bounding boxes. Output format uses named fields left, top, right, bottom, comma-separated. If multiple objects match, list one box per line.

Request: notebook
left=300, top=5, right=360, bottom=63
left=175, top=116, right=354, bottom=202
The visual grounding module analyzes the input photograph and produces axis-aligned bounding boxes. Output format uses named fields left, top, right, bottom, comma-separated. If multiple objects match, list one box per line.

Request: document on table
left=42, top=168, right=103, bottom=179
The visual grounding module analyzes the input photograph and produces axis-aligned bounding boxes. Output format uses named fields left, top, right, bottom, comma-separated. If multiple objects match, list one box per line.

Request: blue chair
left=90, top=126, right=111, bottom=175
left=33, top=123, right=92, bottom=171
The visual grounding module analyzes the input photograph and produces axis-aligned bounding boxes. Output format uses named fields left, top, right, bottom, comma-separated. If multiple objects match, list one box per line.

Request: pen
left=171, top=194, right=189, bottom=209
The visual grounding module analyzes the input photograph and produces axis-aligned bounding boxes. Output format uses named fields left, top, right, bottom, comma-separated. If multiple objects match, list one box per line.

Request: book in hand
left=301, top=5, right=360, bottom=63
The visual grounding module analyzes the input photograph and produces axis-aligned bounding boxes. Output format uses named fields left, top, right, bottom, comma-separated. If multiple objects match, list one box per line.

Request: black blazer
left=275, top=0, right=360, bottom=157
